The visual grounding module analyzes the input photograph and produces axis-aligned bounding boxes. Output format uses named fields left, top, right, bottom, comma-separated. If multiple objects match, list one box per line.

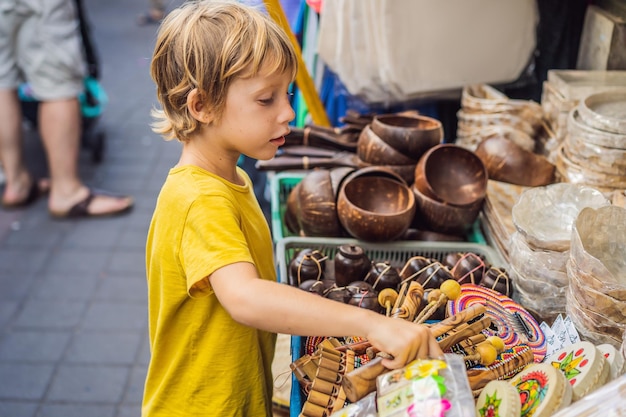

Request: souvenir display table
left=265, top=70, right=626, bottom=417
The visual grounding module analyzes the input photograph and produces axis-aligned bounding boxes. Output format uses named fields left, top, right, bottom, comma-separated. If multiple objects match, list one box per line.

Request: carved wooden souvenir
left=401, top=259, right=452, bottom=290
left=480, top=266, right=513, bottom=297
left=444, top=251, right=488, bottom=285
left=333, top=244, right=371, bottom=287
left=466, top=344, right=534, bottom=393
left=448, top=284, right=547, bottom=362
left=364, top=261, right=401, bottom=292
left=288, top=248, right=327, bottom=286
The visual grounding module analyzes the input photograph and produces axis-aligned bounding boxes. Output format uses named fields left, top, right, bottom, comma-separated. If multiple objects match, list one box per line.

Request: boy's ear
left=187, top=88, right=214, bottom=124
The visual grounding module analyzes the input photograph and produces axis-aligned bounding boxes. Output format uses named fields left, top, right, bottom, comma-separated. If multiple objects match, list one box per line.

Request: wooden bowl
left=475, top=137, right=555, bottom=187
left=329, top=166, right=355, bottom=197
left=411, top=183, right=482, bottom=236
left=357, top=124, right=418, bottom=166
left=414, top=144, right=488, bottom=207
left=297, top=169, right=343, bottom=237
left=371, top=114, right=443, bottom=160
left=337, top=169, right=416, bottom=241
left=355, top=156, right=416, bottom=185
left=285, top=181, right=302, bottom=235
left=340, top=165, right=407, bottom=184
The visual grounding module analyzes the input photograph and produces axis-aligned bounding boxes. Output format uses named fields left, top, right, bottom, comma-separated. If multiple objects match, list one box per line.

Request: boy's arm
left=209, top=262, right=443, bottom=369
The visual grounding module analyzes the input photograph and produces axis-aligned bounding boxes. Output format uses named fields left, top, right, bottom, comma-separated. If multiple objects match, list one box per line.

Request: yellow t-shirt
left=143, top=165, right=277, bottom=417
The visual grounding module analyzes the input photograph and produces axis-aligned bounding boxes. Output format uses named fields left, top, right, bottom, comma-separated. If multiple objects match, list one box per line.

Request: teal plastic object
left=18, top=76, right=107, bottom=119
left=79, top=76, right=108, bottom=118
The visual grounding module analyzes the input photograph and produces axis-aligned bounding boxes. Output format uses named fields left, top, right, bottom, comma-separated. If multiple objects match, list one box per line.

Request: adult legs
left=0, top=88, right=37, bottom=206
left=39, top=97, right=133, bottom=216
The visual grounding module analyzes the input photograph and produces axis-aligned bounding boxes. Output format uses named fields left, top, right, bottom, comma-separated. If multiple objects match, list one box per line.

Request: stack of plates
left=556, top=91, right=626, bottom=191
left=480, top=180, right=530, bottom=264
left=568, top=205, right=626, bottom=349
left=510, top=183, right=610, bottom=322
left=539, top=70, right=626, bottom=160
left=456, top=84, right=541, bottom=152
left=508, top=231, right=569, bottom=323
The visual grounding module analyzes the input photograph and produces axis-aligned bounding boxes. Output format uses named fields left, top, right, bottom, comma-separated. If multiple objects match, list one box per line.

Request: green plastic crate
left=278, top=236, right=503, bottom=417
left=275, top=236, right=503, bottom=286
left=270, top=172, right=487, bottom=244
left=270, top=172, right=306, bottom=242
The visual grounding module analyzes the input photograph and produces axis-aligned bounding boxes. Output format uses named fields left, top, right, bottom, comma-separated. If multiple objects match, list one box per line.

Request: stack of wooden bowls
left=410, top=144, right=487, bottom=237
left=556, top=91, right=626, bottom=191
left=357, top=113, right=443, bottom=184
left=510, top=183, right=610, bottom=322
left=568, top=206, right=626, bottom=349
left=455, top=84, right=542, bottom=152
left=285, top=167, right=354, bottom=238
left=336, top=167, right=416, bottom=242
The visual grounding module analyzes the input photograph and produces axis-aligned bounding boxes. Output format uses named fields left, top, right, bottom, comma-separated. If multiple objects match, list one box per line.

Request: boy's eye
left=258, top=97, right=274, bottom=105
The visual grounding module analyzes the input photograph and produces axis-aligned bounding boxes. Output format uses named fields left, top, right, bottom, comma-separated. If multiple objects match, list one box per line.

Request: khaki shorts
left=0, top=0, right=86, bottom=100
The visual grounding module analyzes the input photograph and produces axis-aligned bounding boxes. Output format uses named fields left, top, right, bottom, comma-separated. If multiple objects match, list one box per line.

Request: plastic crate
left=276, top=236, right=503, bottom=286
left=270, top=172, right=306, bottom=242
left=279, top=237, right=504, bottom=416
left=269, top=171, right=487, bottom=244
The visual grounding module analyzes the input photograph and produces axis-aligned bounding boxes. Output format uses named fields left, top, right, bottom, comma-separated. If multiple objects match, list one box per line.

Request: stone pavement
left=0, top=1, right=185, bottom=416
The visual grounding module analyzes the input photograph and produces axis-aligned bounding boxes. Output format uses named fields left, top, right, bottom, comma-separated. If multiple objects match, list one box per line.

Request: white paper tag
left=563, top=315, right=581, bottom=344
left=550, top=314, right=569, bottom=353
left=540, top=321, right=558, bottom=357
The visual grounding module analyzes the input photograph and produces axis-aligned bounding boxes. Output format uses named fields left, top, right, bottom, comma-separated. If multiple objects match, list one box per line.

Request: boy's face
left=210, top=65, right=295, bottom=161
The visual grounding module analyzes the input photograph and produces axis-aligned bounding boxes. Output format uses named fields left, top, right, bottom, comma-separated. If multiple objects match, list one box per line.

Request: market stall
left=264, top=1, right=626, bottom=416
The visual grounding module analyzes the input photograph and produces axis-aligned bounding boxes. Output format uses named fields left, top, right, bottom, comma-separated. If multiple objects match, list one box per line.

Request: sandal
left=50, top=188, right=134, bottom=219
left=1, top=178, right=50, bottom=210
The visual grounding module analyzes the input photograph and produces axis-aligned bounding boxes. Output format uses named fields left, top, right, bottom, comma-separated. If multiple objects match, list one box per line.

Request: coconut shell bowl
left=288, top=167, right=354, bottom=237
left=411, top=184, right=482, bottom=236
left=414, top=144, right=488, bottom=208
left=370, top=113, right=444, bottom=160
left=337, top=167, right=416, bottom=242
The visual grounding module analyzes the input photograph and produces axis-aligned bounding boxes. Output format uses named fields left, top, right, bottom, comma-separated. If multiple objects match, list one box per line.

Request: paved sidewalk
left=0, top=1, right=181, bottom=416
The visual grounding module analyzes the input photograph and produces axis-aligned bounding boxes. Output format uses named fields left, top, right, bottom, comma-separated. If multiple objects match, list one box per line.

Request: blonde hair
left=150, top=0, right=298, bottom=141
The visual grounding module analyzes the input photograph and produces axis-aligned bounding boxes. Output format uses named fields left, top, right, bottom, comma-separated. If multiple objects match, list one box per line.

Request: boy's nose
left=282, top=101, right=296, bottom=124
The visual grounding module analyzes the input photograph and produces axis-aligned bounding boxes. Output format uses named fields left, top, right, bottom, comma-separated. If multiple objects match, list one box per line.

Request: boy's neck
left=178, top=146, right=243, bottom=185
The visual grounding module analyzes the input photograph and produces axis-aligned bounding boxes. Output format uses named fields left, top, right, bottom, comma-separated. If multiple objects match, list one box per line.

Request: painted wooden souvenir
left=447, top=284, right=547, bottom=362
left=476, top=380, right=521, bottom=417
left=547, top=340, right=610, bottom=401
left=511, top=362, right=572, bottom=417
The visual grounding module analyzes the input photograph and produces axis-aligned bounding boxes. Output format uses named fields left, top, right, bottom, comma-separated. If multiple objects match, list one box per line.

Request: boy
left=144, top=1, right=443, bottom=416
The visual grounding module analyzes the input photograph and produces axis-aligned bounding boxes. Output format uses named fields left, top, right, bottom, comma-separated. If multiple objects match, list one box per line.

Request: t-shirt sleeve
left=180, top=193, right=255, bottom=297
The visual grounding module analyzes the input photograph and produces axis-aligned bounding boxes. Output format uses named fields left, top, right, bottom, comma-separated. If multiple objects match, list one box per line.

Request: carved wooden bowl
left=285, top=181, right=302, bottom=235
left=337, top=168, right=416, bottom=242
left=475, top=137, right=555, bottom=187
left=370, top=114, right=443, bottom=160
left=411, top=183, right=482, bottom=236
left=413, top=144, right=488, bottom=207
left=296, top=169, right=343, bottom=237
left=357, top=124, right=418, bottom=166
left=355, top=156, right=416, bottom=185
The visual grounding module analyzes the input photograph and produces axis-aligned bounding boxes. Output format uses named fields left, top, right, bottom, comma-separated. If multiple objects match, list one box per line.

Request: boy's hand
left=366, top=316, right=444, bottom=369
